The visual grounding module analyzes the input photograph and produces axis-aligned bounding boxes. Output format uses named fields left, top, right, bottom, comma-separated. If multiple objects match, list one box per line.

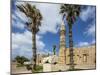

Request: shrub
left=32, top=65, right=43, bottom=73
left=26, top=65, right=32, bottom=70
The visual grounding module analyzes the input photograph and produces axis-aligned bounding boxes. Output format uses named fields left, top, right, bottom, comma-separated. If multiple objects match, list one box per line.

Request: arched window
left=83, top=54, right=87, bottom=62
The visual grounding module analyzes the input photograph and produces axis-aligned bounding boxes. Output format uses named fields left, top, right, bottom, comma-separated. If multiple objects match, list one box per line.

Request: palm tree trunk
left=32, top=33, right=37, bottom=70
left=69, top=25, right=74, bottom=70
left=64, top=49, right=66, bottom=64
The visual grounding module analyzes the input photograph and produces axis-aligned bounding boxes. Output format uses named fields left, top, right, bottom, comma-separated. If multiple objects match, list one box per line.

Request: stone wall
left=59, top=45, right=96, bottom=69
left=43, top=64, right=69, bottom=72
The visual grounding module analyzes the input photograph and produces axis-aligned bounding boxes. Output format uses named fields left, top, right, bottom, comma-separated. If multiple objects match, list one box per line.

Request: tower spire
left=59, top=19, right=66, bottom=64
left=60, top=20, right=65, bottom=31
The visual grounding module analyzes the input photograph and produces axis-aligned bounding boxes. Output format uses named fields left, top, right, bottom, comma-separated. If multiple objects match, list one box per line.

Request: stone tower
left=59, top=20, right=66, bottom=64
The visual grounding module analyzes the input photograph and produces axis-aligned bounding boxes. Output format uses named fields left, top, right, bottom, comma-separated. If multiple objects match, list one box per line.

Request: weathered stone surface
left=58, top=20, right=96, bottom=69
left=59, top=45, right=96, bottom=69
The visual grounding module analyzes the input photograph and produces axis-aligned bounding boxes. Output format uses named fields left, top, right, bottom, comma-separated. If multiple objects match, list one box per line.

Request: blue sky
left=12, top=1, right=96, bottom=59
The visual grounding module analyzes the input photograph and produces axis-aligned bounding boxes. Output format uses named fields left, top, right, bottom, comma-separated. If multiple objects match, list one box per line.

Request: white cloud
left=12, top=31, right=32, bottom=49
left=80, top=6, right=96, bottom=37
left=35, top=3, right=62, bottom=34
left=12, top=15, right=24, bottom=29
left=15, top=2, right=62, bottom=34
left=80, top=6, right=95, bottom=22
left=12, top=9, right=28, bottom=30
left=84, top=23, right=95, bottom=37
left=15, top=9, right=28, bottom=22
left=76, top=39, right=95, bottom=47
left=12, top=30, right=45, bottom=58
left=76, top=42, right=89, bottom=47
left=12, top=20, right=25, bottom=30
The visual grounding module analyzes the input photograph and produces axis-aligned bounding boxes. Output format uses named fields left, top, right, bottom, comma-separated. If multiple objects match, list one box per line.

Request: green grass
left=16, top=63, right=25, bottom=67
left=32, top=65, right=43, bottom=73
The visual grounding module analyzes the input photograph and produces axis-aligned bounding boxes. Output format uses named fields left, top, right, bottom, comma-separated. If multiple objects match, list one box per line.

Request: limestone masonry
left=58, top=20, right=96, bottom=69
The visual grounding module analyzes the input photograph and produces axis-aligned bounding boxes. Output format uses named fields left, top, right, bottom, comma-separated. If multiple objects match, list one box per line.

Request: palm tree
left=60, top=4, right=81, bottom=70
left=17, top=3, right=42, bottom=70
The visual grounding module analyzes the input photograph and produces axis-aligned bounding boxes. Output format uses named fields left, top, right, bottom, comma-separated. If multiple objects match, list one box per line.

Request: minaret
left=59, top=20, right=66, bottom=64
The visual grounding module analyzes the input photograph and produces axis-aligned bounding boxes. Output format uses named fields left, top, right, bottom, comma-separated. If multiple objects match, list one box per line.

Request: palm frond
left=16, top=5, right=25, bottom=13
left=60, top=4, right=81, bottom=25
left=17, top=3, right=43, bottom=33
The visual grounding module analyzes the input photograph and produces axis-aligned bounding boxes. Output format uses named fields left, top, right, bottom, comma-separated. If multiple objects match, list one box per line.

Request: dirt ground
left=11, top=62, right=32, bottom=74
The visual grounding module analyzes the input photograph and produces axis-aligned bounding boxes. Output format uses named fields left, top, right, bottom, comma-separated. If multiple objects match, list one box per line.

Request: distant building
left=36, top=54, right=45, bottom=66
left=43, top=55, right=58, bottom=64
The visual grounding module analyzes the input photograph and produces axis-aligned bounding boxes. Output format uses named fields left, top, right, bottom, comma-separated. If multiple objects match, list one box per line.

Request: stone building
left=59, top=20, right=96, bottom=69
left=36, top=54, right=44, bottom=66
